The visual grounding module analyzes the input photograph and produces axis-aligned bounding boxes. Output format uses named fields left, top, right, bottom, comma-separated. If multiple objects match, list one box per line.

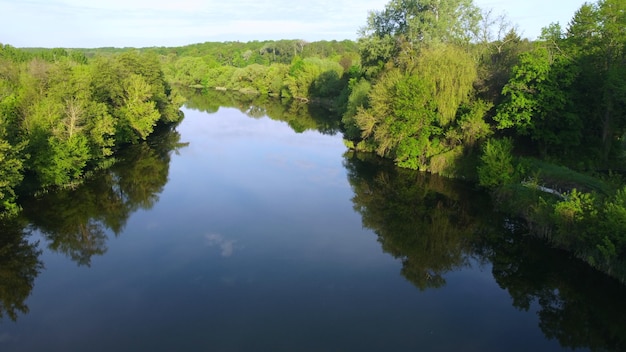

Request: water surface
left=1, top=96, right=625, bottom=351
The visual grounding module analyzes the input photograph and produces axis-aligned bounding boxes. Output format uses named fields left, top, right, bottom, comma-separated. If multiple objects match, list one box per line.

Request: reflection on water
left=205, top=233, right=236, bottom=257
left=344, top=151, right=492, bottom=290
left=345, top=151, right=626, bottom=351
left=0, top=218, right=42, bottom=322
left=20, top=123, right=188, bottom=267
left=1, top=93, right=625, bottom=351
left=0, top=123, right=186, bottom=322
left=481, top=232, right=626, bottom=351
left=182, top=88, right=342, bottom=135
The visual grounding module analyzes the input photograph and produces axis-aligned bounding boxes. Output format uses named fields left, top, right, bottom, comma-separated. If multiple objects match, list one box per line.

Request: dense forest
left=1, top=0, right=625, bottom=282
left=0, top=44, right=183, bottom=216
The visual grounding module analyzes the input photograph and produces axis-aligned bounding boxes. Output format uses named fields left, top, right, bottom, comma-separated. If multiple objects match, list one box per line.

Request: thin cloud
left=0, top=0, right=389, bottom=47
left=2, top=0, right=586, bottom=47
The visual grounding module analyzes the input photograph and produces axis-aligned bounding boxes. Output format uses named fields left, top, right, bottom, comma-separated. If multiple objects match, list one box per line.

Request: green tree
left=0, top=44, right=181, bottom=200
left=171, top=56, right=213, bottom=87
left=494, top=43, right=581, bottom=157
left=359, top=0, right=481, bottom=75
left=477, top=138, right=515, bottom=187
left=565, top=0, right=626, bottom=163
left=342, top=78, right=372, bottom=141
left=283, top=57, right=334, bottom=99
left=0, top=137, right=24, bottom=215
left=117, top=74, right=161, bottom=143
left=361, top=0, right=480, bottom=45
left=415, top=45, right=477, bottom=126
left=349, top=44, right=478, bottom=170
left=475, top=26, right=531, bottom=105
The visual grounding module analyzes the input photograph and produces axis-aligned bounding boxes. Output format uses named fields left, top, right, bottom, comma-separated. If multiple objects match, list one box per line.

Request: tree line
left=73, top=39, right=361, bottom=107
left=151, top=0, right=626, bottom=281
left=161, top=41, right=360, bottom=104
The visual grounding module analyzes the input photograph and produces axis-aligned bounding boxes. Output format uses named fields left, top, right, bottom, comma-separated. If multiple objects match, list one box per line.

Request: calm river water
left=1, top=95, right=625, bottom=351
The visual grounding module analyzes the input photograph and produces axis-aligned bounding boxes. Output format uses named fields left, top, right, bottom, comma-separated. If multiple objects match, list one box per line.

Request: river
left=1, top=93, right=625, bottom=351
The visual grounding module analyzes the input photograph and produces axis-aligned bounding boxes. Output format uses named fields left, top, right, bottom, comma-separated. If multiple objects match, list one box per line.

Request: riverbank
left=478, top=151, right=626, bottom=284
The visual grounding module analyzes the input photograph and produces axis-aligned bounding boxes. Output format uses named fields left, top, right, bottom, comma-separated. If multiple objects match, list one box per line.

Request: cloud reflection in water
left=205, top=233, right=236, bottom=257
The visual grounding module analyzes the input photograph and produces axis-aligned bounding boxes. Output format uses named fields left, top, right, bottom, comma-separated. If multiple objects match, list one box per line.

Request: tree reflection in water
left=4, top=95, right=626, bottom=349
left=480, top=230, right=626, bottom=352
left=182, top=88, right=342, bottom=135
left=344, top=151, right=490, bottom=289
left=0, top=218, right=43, bottom=322
left=20, top=123, right=188, bottom=267
left=0, top=121, right=186, bottom=322
left=344, top=151, right=626, bottom=351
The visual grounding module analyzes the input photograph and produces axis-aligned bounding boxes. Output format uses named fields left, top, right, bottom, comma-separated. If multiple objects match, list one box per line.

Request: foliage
left=0, top=45, right=182, bottom=214
left=475, top=26, right=532, bottom=104
left=455, top=99, right=493, bottom=147
left=21, top=123, right=186, bottom=266
left=341, top=78, right=371, bottom=140
left=489, top=166, right=626, bottom=282
left=118, top=74, right=162, bottom=142
left=360, top=0, right=481, bottom=49
left=197, top=55, right=349, bottom=105
left=0, top=136, right=24, bottom=216
left=566, top=0, right=626, bottom=163
left=347, top=42, right=481, bottom=172
left=494, top=45, right=581, bottom=157
left=478, top=138, right=515, bottom=187
left=517, top=158, right=613, bottom=195
left=414, top=45, right=477, bottom=126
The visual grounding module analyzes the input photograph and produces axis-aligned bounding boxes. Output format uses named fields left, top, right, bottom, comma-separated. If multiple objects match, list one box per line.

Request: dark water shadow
left=344, top=151, right=626, bottom=351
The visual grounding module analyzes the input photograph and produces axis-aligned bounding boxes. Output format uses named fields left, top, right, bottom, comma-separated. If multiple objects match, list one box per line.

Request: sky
left=0, top=0, right=590, bottom=48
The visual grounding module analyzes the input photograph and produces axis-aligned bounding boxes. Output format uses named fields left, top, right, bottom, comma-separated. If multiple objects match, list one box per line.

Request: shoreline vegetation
left=0, top=46, right=184, bottom=213
left=1, top=0, right=626, bottom=284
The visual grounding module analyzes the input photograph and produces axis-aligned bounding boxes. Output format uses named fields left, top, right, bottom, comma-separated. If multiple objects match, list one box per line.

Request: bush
left=478, top=138, right=515, bottom=187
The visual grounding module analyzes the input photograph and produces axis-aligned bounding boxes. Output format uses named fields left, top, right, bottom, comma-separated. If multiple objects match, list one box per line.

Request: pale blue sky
left=0, top=0, right=589, bottom=48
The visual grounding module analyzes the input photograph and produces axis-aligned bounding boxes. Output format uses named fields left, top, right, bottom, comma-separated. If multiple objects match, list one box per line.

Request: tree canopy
left=0, top=46, right=183, bottom=214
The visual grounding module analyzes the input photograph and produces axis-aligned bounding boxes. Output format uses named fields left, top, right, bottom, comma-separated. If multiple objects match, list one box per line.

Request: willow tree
left=414, top=45, right=477, bottom=126
left=353, top=69, right=437, bottom=167
left=349, top=44, right=478, bottom=170
left=358, top=0, right=481, bottom=73
left=346, top=0, right=486, bottom=171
